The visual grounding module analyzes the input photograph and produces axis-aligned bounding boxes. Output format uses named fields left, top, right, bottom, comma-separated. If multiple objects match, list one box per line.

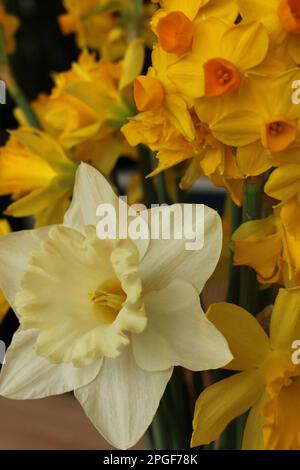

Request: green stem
left=156, top=172, right=168, bottom=205
left=7, top=81, right=41, bottom=129
left=146, top=368, right=191, bottom=450
left=239, top=176, right=264, bottom=315
left=227, top=202, right=242, bottom=304
left=138, top=145, right=158, bottom=208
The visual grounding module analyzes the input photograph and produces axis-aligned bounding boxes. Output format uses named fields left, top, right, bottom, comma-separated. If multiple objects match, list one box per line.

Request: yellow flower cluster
left=58, top=0, right=157, bottom=60
left=0, top=39, right=144, bottom=226
left=122, top=0, right=300, bottom=288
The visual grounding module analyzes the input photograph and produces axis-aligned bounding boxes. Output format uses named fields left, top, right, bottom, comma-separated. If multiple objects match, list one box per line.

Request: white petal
left=64, top=163, right=120, bottom=228
left=64, top=163, right=149, bottom=259
left=0, top=328, right=102, bottom=399
left=0, top=227, right=50, bottom=313
left=139, top=205, right=222, bottom=293
left=132, top=280, right=232, bottom=372
left=75, top=347, right=172, bottom=449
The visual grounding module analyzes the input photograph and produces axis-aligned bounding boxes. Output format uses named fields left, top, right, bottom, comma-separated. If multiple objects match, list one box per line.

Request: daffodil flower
left=0, top=128, right=76, bottom=227
left=0, top=2, right=19, bottom=55
left=167, top=19, right=269, bottom=101
left=0, top=219, right=10, bottom=323
left=232, top=207, right=300, bottom=286
left=152, top=0, right=238, bottom=57
left=192, top=289, right=300, bottom=449
left=0, top=163, right=232, bottom=449
left=239, top=0, right=300, bottom=65
left=197, top=69, right=300, bottom=177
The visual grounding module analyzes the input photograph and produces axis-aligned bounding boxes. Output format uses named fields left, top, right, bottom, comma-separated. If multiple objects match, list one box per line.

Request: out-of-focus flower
left=0, top=2, right=19, bottom=55
left=0, top=219, right=10, bottom=323
left=0, top=163, right=232, bottom=449
left=0, top=128, right=76, bottom=227
left=58, top=0, right=157, bottom=60
left=238, top=0, right=300, bottom=64
left=58, top=0, right=125, bottom=60
left=16, top=42, right=144, bottom=176
left=192, top=289, right=300, bottom=449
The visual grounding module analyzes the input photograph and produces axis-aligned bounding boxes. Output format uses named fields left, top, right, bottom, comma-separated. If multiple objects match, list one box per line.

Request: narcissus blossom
left=192, top=289, right=300, bottom=449
left=0, top=219, right=10, bottom=322
left=232, top=206, right=300, bottom=287
left=152, top=0, right=238, bottom=56
left=238, top=0, right=300, bottom=64
left=0, top=128, right=76, bottom=227
left=0, top=2, right=19, bottom=54
left=197, top=69, right=300, bottom=177
left=17, top=43, right=144, bottom=176
left=0, top=163, right=232, bottom=449
left=167, top=19, right=269, bottom=101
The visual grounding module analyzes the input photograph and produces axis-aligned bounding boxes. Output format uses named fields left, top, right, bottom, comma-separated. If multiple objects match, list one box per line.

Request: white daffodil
left=0, top=163, right=232, bottom=449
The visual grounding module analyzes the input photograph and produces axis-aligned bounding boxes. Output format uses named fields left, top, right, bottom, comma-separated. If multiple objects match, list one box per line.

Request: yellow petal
left=211, top=111, right=261, bottom=146
left=0, top=290, right=9, bottom=323
left=242, top=394, right=266, bottom=450
left=233, top=217, right=283, bottom=283
left=265, top=164, right=300, bottom=202
left=164, top=94, right=195, bottom=141
left=206, top=302, right=271, bottom=371
left=270, top=287, right=300, bottom=351
left=221, top=22, right=269, bottom=72
left=237, top=142, right=272, bottom=177
left=119, top=39, right=145, bottom=90
left=280, top=197, right=300, bottom=240
left=191, top=370, right=264, bottom=447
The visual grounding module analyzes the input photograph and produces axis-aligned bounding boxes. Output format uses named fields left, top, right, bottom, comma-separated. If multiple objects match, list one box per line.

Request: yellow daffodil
left=133, top=45, right=195, bottom=141
left=59, top=0, right=125, bottom=60
left=192, top=288, right=300, bottom=449
left=0, top=128, right=76, bottom=227
left=0, top=219, right=10, bottom=323
left=152, top=0, right=238, bottom=56
left=232, top=206, right=300, bottom=286
left=0, top=2, right=19, bottom=55
left=0, top=163, right=232, bottom=449
left=238, top=0, right=300, bottom=64
left=167, top=19, right=269, bottom=102
left=197, top=69, right=300, bottom=177
left=17, top=42, right=144, bottom=176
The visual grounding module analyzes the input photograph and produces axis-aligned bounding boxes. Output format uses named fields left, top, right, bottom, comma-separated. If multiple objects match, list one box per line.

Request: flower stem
left=239, top=176, right=264, bottom=315
left=138, top=145, right=158, bottom=207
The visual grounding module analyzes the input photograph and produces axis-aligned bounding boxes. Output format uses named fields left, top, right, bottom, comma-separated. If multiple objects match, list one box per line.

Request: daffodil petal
left=270, top=287, right=300, bottom=351
left=206, top=303, right=271, bottom=370
left=0, top=328, right=101, bottom=399
left=75, top=348, right=172, bottom=449
left=242, top=394, right=266, bottom=450
left=191, top=370, right=264, bottom=447
left=132, top=280, right=232, bottom=372
left=265, top=165, right=300, bottom=202
left=221, top=22, right=269, bottom=72
left=119, top=39, right=144, bottom=90
left=0, top=227, right=50, bottom=314
left=211, top=112, right=261, bottom=146
left=237, top=142, right=272, bottom=177
left=139, top=204, right=222, bottom=293
left=64, top=164, right=149, bottom=260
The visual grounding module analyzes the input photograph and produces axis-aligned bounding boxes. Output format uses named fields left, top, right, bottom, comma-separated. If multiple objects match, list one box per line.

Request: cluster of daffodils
left=1, top=0, right=300, bottom=452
